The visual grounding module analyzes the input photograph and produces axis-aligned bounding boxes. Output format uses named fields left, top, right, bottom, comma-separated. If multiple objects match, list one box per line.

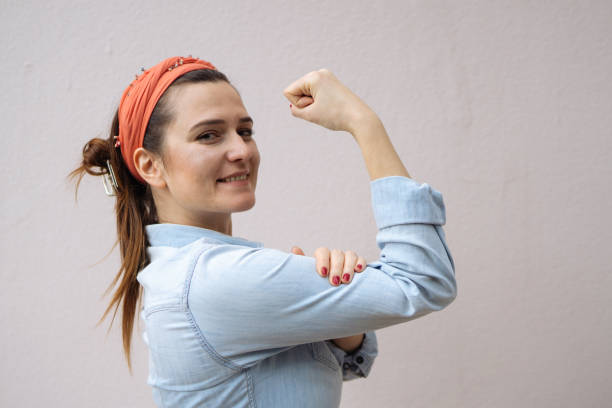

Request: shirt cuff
left=326, top=330, right=378, bottom=381
left=370, top=176, right=446, bottom=228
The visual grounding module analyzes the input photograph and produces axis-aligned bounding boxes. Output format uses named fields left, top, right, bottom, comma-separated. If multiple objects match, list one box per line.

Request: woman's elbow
left=421, top=265, right=457, bottom=311
left=438, top=269, right=457, bottom=308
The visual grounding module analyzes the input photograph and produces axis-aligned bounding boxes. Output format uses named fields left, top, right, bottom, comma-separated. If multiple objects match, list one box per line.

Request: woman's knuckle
left=307, top=70, right=320, bottom=81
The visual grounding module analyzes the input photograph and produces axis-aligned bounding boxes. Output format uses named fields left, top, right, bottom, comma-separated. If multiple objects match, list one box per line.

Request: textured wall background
left=1, top=0, right=611, bottom=406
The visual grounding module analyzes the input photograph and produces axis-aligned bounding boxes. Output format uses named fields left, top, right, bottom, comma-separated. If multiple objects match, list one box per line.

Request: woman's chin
left=232, top=196, right=256, bottom=212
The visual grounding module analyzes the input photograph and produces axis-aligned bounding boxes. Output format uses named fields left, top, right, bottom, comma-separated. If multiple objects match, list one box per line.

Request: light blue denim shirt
left=136, top=175, right=457, bottom=407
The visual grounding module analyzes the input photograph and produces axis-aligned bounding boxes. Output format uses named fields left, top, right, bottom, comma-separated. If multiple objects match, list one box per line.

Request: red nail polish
left=321, top=267, right=327, bottom=276
left=289, top=103, right=292, bottom=108
left=357, top=264, right=362, bottom=270
left=343, top=273, right=350, bottom=282
left=333, top=276, right=340, bottom=285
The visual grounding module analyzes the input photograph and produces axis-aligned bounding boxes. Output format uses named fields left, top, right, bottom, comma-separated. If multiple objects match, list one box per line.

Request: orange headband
left=116, top=55, right=217, bottom=184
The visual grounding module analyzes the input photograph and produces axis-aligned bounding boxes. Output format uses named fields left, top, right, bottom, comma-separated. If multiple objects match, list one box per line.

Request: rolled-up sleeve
left=326, top=330, right=378, bottom=381
left=187, top=176, right=457, bottom=364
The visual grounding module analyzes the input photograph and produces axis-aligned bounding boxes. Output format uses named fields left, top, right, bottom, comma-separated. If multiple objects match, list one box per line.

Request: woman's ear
left=133, top=147, right=166, bottom=188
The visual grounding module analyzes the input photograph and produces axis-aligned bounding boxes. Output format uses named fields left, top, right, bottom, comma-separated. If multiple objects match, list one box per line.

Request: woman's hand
left=290, top=245, right=367, bottom=286
left=291, top=245, right=367, bottom=353
left=283, top=69, right=375, bottom=134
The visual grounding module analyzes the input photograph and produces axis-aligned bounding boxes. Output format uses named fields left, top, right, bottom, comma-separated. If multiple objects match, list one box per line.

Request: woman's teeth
left=219, top=174, right=248, bottom=182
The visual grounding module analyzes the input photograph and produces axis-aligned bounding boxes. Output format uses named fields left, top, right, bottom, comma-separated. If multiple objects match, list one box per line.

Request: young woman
left=69, top=55, right=457, bottom=407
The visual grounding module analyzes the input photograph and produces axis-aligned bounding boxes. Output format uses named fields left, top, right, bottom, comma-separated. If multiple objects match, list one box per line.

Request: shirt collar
left=145, top=223, right=264, bottom=248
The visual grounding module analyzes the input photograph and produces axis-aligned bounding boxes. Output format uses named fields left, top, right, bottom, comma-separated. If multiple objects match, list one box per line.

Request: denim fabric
left=136, top=175, right=457, bottom=407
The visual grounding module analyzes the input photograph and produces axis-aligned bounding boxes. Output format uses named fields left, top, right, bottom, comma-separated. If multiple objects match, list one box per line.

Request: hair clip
left=134, top=67, right=146, bottom=80
left=102, top=159, right=119, bottom=196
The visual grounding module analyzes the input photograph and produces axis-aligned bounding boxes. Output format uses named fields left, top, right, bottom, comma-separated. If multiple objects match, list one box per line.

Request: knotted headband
left=116, top=55, right=217, bottom=184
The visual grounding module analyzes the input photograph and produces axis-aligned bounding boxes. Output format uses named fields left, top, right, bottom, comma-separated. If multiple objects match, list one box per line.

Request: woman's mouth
left=217, top=173, right=250, bottom=185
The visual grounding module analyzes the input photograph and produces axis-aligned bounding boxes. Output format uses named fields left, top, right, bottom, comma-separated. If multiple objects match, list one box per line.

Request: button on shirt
left=136, top=176, right=457, bottom=407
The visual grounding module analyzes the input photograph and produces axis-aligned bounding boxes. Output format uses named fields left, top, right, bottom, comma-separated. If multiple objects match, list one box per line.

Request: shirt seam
left=182, top=244, right=245, bottom=372
left=143, top=303, right=183, bottom=317
left=244, top=368, right=257, bottom=408
left=311, top=342, right=341, bottom=371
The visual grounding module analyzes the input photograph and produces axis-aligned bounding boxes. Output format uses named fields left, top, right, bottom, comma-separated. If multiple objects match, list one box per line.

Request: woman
left=69, top=55, right=457, bottom=407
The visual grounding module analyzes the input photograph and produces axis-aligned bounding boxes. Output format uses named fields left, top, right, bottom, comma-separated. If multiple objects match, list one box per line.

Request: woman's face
left=153, top=81, right=260, bottom=230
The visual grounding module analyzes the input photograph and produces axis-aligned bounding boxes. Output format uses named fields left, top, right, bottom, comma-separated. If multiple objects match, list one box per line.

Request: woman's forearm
left=350, top=111, right=411, bottom=181
left=331, top=333, right=365, bottom=353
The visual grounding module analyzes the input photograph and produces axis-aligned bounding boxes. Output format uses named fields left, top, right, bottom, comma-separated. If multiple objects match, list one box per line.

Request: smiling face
left=145, top=81, right=260, bottom=233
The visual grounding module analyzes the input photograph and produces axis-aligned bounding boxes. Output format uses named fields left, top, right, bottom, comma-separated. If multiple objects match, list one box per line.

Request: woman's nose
left=225, top=131, right=251, bottom=161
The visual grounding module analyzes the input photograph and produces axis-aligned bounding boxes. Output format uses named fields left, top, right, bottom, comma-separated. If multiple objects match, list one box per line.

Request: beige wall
left=1, top=0, right=610, bottom=406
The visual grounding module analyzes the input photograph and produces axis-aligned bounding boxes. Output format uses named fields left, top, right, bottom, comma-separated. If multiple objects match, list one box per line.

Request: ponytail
left=67, top=109, right=157, bottom=375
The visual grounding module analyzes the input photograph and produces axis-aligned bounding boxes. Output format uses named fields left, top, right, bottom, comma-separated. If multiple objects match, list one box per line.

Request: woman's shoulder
left=142, top=237, right=281, bottom=283
left=145, top=223, right=265, bottom=248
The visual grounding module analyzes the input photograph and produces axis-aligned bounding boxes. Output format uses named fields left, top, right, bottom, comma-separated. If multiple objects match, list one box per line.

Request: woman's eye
left=240, top=129, right=255, bottom=138
left=196, top=129, right=254, bottom=142
left=196, top=132, right=217, bottom=141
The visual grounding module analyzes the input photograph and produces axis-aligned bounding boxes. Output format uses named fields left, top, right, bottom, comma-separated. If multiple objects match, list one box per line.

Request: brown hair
left=67, top=68, right=231, bottom=374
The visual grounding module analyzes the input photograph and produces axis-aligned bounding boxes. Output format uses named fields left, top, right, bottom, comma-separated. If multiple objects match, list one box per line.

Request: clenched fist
left=283, top=69, right=374, bottom=134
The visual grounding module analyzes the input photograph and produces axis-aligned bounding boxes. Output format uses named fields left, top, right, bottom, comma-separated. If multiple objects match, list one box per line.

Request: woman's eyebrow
left=189, top=116, right=253, bottom=131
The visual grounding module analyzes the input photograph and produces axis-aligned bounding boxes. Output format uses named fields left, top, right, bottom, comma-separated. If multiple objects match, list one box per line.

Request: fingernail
left=356, top=264, right=362, bottom=270
left=321, top=267, right=328, bottom=276
left=342, top=273, right=350, bottom=282
left=289, top=103, right=292, bottom=108
left=333, top=276, right=340, bottom=285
